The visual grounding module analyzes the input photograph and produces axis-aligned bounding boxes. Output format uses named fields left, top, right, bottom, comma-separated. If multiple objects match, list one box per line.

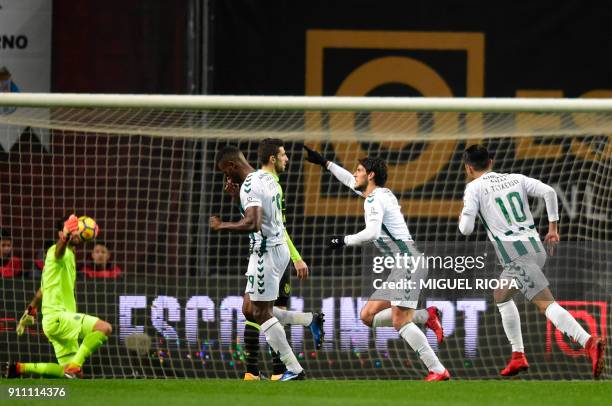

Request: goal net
left=0, top=94, right=610, bottom=380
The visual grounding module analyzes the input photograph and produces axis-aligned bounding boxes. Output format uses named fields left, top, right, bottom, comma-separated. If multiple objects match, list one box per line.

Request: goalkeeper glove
left=16, top=305, right=37, bottom=336
left=62, top=214, right=79, bottom=240
left=303, top=145, right=329, bottom=168
left=328, top=236, right=346, bottom=250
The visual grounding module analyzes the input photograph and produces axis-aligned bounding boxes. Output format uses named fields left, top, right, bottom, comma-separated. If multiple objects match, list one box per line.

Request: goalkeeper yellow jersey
left=41, top=244, right=77, bottom=316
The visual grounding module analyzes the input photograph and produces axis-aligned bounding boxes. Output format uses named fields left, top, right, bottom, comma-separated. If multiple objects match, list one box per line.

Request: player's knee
left=391, top=314, right=412, bottom=331
left=493, top=289, right=507, bottom=304
left=392, top=319, right=405, bottom=331
left=251, top=306, right=272, bottom=325
left=95, top=320, right=112, bottom=336
left=242, top=303, right=253, bottom=321
left=360, top=308, right=374, bottom=327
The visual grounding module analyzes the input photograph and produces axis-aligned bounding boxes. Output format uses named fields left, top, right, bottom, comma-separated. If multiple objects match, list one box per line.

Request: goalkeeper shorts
left=42, top=312, right=99, bottom=364
left=245, top=243, right=290, bottom=302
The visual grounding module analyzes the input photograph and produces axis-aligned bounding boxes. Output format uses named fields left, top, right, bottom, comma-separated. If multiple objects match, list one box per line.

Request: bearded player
left=303, top=145, right=449, bottom=381
left=245, top=139, right=324, bottom=380
left=4, top=214, right=111, bottom=379
left=459, top=145, right=605, bottom=377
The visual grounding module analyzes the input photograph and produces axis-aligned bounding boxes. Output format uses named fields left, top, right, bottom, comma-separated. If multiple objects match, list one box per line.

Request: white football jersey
left=462, top=171, right=559, bottom=263
left=364, top=188, right=414, bottom=254
left=240, top=170, right=286, bottom=252
left=328, top=162, right=413, bottom=254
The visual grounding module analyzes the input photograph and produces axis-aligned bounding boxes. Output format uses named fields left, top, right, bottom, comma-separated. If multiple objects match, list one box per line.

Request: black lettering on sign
left=0, top=35, right=28, bottom=49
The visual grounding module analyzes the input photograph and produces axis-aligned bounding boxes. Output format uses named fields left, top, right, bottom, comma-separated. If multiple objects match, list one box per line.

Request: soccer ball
left=78, top=216, right=99, bottom=241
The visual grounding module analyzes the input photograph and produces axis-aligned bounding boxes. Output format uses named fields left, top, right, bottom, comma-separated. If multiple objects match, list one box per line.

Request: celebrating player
left=210, top=145, right=305, bottom=381
left=4, top=214, right=112, bottom=379
left=458, top=145, right=606, bottom=377
left=303, top=145, right=450, bottom=381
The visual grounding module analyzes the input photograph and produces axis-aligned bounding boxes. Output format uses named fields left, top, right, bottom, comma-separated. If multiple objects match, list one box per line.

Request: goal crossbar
left=1, top=93, right=612, bottom=113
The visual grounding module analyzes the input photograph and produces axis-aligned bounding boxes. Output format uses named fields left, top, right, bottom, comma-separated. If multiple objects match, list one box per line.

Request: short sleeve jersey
left=462, top=172, right=550, bottom=262
left=240, top=170, right=286, bottom=252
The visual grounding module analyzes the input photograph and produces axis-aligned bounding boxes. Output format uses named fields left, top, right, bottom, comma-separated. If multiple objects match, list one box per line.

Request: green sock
left=71, top=331, right=108, bottom=367
left=21, top=363, right=64, bottom=378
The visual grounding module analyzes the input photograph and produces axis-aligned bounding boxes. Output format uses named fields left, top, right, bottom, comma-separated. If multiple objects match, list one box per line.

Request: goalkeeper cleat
left=3, top=362, right=21, bottom=378
left=309, top=312, right=325, bottom=350
left=585, top=336, right=606, bottom=378
left=424, top=369, right=451, bottom=381
left=425, top=306, right=444, bottom=344
left=500, top=352, right=529, bottom=376
left=279, top=370, right=306, bottom=381
left=243, top=372, right=262, bottom=381
left=63, top=364, right=82, bottom=379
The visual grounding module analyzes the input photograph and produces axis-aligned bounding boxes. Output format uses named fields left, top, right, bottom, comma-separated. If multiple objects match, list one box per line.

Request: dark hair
left=0, top=228, right=10, bottom=240
left=56, top=213, right=73, bottom=232
left=93, top=240, right=108, bottom=248
left=215, top=145, right=242, bottom=168
left=359, top=157, right=388, bottom=187
left=258, top=138, right=284, bottom=166
left=463, top=145, right=491, bottom=171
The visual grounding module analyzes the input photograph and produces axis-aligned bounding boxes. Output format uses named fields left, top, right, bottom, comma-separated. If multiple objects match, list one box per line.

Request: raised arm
left=326, top=162, right=361, bottom=195
left=303, top=145, right=362, bottom=196
left=55, top=215, right=80, bottom=258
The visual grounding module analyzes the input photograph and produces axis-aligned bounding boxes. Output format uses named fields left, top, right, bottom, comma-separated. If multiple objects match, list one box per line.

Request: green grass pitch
left=3, top=379, right=611, bottom=406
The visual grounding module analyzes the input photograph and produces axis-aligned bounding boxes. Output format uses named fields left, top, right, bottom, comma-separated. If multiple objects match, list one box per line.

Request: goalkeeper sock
left=20, top=362, right=64, bottom=378
left=71, top=330, right=108, bottom=367
left=372, top=308, right=393, bottom=327
left=545, top=302, right=590, bottom=347
left=272, top=307, right=313, bottom=326
left=261, top=317, right=303, bottom=374
left=497, top=300, right=525, bottom=353
left=244, top=321, right=261, bottom=376
left=412, top=309, right=429, bottom=324
left=399, top=322, right=445, bottom=374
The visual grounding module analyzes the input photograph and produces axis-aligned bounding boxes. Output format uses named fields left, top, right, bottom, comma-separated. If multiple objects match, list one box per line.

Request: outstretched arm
left=303, top=145, right=362, bottom=196
left=327, top=162, right=361, bottom=195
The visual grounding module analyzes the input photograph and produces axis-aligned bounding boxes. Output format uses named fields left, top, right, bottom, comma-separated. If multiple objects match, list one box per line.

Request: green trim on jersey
left=263, top=168, right=302, bottom=262
left=381, top=224, right=411, bottom=255
left=529, top=237, right=542, bottom=253
left=259, top=235, right=268, bottom=255
left=478, top=212, right=511, bottom=263
left=376, top=237, right=394, bottom=256
left=41, top=245, right=77, bottom=316
left=513, top=240, right=528, bottom=256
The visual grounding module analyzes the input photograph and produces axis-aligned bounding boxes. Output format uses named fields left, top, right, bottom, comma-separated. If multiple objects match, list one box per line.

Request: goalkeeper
left=4, top=214, right=112, bottom=379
